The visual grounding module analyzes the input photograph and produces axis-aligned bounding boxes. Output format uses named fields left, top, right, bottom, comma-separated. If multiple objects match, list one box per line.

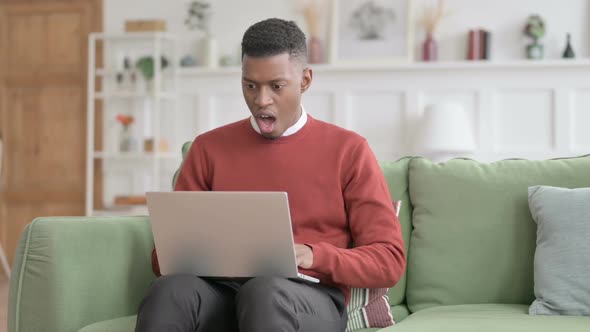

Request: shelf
left=87, top=32, right=181, bottom=218
left=90, top=32, right=177, bottom=41
left=178, top=59, right=590, bottom=76
left=95, top=68, right=175, bottom=77
left=94, top=91, right=177, bottom=100
left=92, top=205, right=148, bottom=217
left=312, top=59, right=590, bottom=72
left=94, top=151, right=178, bottom=160
left=179, top=66, right=242, bottom=76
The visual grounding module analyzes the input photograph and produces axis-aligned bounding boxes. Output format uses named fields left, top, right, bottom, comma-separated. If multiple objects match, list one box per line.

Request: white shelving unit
left=86, top=32, right=182, bottom=216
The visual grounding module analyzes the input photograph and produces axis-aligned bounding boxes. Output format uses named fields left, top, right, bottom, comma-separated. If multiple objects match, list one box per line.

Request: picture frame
left=330, top=0, right=414, bottom=65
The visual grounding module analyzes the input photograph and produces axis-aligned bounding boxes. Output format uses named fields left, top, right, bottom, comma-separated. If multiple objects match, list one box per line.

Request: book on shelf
left=467, top=28, right=491, bottom=60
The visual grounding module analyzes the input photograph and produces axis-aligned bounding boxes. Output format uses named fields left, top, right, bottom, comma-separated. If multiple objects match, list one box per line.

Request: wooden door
left=0, top=0, right=102, bottom=265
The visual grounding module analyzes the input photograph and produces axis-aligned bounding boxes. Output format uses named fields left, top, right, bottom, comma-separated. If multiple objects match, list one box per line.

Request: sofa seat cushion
left=78, top=315, right=136, bottom=332
left=75, top=307, right=410, bottom=332
left=379, top=304, right=590, bottom=332
left=74, top=283, right=409, bottom=332
left=77, top=315, right=382, bottom=332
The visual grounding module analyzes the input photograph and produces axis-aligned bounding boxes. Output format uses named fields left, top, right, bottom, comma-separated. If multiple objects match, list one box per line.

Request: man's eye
left=245, top=83, right=255, bottom=89
left=273, top=84, right=283, bottom=90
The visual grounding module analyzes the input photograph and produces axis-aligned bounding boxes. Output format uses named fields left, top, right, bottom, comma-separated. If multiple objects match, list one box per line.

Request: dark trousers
left=135, top=275, right=348, bottom=332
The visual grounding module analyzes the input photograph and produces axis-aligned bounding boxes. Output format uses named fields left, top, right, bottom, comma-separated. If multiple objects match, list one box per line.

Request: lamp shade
left=416, top=102, right=476, bottom=155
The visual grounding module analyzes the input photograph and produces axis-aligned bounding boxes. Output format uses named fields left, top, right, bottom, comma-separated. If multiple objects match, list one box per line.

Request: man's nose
left=254, top=87, right=273, bottom=107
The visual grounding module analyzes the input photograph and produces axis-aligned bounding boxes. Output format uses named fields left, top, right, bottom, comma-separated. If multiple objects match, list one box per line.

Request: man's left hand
left=294, top=244, right=314, bottom=269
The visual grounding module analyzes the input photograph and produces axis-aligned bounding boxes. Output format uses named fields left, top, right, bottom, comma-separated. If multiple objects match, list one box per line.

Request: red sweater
left=152, top=115, right=405, bottom=303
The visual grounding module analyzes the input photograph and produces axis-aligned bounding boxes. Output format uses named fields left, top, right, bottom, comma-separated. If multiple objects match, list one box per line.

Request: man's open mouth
left=256, top=114, right=276, bottom=134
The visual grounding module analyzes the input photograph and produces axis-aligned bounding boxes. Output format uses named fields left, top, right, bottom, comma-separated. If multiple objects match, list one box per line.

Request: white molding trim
left=178, top=62, right=590, bottom=162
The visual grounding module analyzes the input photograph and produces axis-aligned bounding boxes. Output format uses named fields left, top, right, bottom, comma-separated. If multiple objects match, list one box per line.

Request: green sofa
left=8, top=144, right=590, bottom=331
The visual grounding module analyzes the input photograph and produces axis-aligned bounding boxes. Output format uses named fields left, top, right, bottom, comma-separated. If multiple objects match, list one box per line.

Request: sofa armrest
left=8, top=217, right=155, bottom=332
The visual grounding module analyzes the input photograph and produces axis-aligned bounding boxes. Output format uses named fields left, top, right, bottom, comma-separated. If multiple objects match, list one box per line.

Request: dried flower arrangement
left=116, top=114, right=134, bottom=129
left=300, top=0, right=322, bottom=38
left=420, top=0, right=447, bottom=36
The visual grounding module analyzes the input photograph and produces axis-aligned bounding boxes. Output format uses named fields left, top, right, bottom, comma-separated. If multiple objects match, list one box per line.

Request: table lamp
left=415, top=102, right=476, bottom=162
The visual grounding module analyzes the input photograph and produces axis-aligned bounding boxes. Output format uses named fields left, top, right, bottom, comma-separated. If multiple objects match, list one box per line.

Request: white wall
left=105, top=0, right=590, bottom=62
left=177, top=62, right=590, bottom=163
left=97, top=1, right=590, bottom=210
left=428, top=0, right=590, bottom=61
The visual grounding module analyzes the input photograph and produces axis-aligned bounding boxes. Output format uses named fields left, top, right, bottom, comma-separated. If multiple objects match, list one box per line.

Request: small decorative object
left=562, top=33, right=575, bottom=58
left=135, top=56, right=170, bottom=92
left=524, top=15, right=545, bottom=60
left=185, top=1, right=218, bottom=68
left=219, top=54, right=237, bottom=67
left=422, top=33, right=437, bottom=62
left=467, top=29, right=491, bottom=60
left=349, top=1, right=396, bottom=40
left=118, top=57, right=137, bottom=91
left=202, top=37, right=219, bottom=68
left=124, top=19, right=166, bottom=32
left=180, top=54, right=199, bottom=67
left=419, top=0, right=446, bottom=61
left=158, top=138, right=170, bottom=152
left=330, top=0, right=413, bottom=64
left=308, top=37, right=323, bottom=63
left=116, top=114, right=136, bottom=153
left=300, top=0, right=326, bottom=63
left=143, top=138, right=154, bottom=152
left=115, top=72, right=124, bottom=89
left=185, top=1, right=211, bottom=31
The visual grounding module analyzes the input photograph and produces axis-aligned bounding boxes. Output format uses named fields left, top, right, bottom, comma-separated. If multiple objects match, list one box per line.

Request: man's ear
left=301, top=68, right=313, bottom=93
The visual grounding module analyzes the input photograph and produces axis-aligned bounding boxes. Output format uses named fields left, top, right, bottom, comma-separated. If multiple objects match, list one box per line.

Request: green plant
left=135, top=56, right=170, bottom=81
left=524, top=15, right=545, bottom=41
left=185, top=0, right=211, bottom=32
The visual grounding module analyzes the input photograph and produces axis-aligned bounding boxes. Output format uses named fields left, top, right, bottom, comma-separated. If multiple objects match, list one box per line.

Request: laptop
left=146, top=191, right=319, bottom=283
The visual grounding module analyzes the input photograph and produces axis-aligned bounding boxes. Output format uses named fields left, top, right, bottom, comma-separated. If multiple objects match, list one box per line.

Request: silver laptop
left=146, top=191, right=319, bottom=283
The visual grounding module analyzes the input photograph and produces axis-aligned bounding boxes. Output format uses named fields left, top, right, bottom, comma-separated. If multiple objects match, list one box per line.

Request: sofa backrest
left=9, top=217, right=154, bottom=332
left=379, top=160, right=412, bottom=307
left=172, top=141, right=193, bottom=188
left=173, top=142, right=413, bottom=307
left=405, top=155, right=590, bottom=313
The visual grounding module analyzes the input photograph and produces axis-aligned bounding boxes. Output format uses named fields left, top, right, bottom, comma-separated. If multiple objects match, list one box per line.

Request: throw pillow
left=528, top=186, right=590, bottom=316
left=346, top=200, right=401, bottom=331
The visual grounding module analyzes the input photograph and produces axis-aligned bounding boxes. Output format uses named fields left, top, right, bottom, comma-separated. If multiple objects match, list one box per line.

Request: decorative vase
left=422, top=33, right=438, bottom=61
left=308, top=36, right=323, bottom=64
left=119, top=126, right=136, bottom=153
left=145, top=79, right=155, bottom=94
left=201, top=35, right=218, bottom=68
left=180, top=55, right=198, bottom=67
left=562, top=33, right=575, bottom=59
left=526, top=40, right=544, bottom=59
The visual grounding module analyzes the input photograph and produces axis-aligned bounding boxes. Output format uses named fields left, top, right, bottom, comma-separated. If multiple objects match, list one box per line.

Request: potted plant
left=135, top=55, right=169, bottom=93
left=185, top=1, right=218, bottom=68
left=524, top=15, right=546, bottom=59
left=185, top=0, right=211, bottom=32
left=135, top=56, right=170, bottom=92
